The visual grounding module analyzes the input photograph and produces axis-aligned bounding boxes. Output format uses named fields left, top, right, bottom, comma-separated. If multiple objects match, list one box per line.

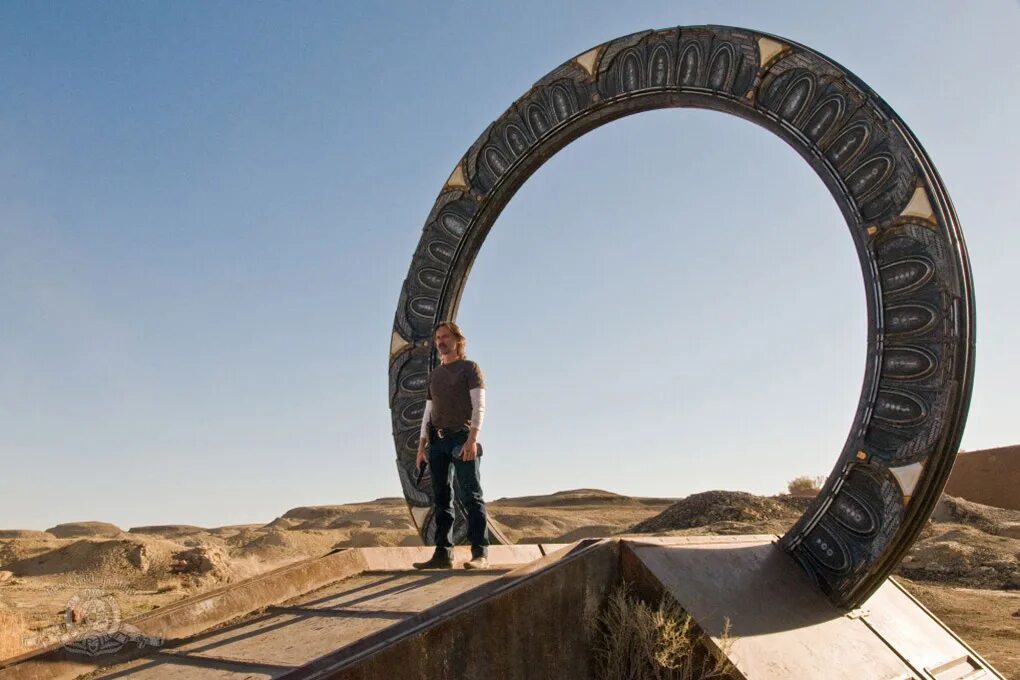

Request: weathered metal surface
left=388, top=25, right=975, bottom=608
left=89, top=571, right=512, bottom=679
left=0, top=546, right=546, bottom=680
left=620, top=536, right=1003, bottom=679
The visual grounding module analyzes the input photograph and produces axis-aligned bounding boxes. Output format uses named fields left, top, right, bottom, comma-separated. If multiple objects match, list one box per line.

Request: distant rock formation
left=44, top=521, right=123, bottom=538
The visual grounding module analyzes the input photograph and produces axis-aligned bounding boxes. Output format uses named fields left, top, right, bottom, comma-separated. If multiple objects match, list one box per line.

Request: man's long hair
left=434, top=321, right=467, bottom=360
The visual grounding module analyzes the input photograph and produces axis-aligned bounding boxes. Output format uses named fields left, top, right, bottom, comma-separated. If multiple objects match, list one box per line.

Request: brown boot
left=463, top=555, right=489, bottom=570
left=412, top=553, right=453, bottom=570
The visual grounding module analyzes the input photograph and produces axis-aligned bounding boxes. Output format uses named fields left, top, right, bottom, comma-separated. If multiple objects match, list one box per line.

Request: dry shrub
left=0, top=608, right=30, bottom=661
left=786, top=475, right=826, bottom=497
left=590, top=582, right=735, bottom=680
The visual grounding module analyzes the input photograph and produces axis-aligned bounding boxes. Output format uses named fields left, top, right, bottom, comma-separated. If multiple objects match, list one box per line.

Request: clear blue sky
left=2, top=2, right=1017, bottom=530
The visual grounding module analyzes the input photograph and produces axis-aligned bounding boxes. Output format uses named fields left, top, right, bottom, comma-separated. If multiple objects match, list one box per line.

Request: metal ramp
left=620, top=536, right=1004, bottom=680
left=87, top=569, right=511, bottom=679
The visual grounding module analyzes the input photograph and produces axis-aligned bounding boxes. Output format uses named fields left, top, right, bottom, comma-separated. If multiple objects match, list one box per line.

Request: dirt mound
left=772, top=494, right=817, bottom=513
left=490, top=513, right=575, bottom=535
left=945, top=445, right=1020, bottom=510
left=3, top=536, right=179, bottom=583
left=212, top=526, right=266, bottom=548
left=931, top=494, right=1020, bottom=534
left=0, top=536, right=58, bottom=568
left=128, top=525, right=208, bottom=538
left=329, top=519, right=372, bottom=530
left=488, top=490, right=674, bottom=544
left=493, top=489, right=659, bottom=508
left=274, top=505, right=413, bottom=531
left=278, top=506, right=353, bottom=523
left=630, top=491, right=800, bottom=534
left=553, top=525, right=622, bottom=542
left=0, top=530, right=52, bottom=540
left=170, top=545, right=232, bottom=581
left=206, top=524, right=265, bottom=537
left=234, top=529, right=344, bottom=561
left=489, top=517, right=579, bottom=546
left=341, top=510, right=411, bottom=530
left=44, top=522, right=123, bottom=538
left=898, top=523, right=1020, bottom=589
left=332, top=529, right=416, bottom=549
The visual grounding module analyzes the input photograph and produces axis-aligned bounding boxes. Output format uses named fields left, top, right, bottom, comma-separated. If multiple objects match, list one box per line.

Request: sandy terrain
left=0, top=502, right=422, bottom=660
left=1, top=446, right=1017, bottom=675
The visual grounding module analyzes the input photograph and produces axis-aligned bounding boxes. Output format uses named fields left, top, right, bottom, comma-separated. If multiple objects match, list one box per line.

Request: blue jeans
left=428, top=430, right=489, bottom=559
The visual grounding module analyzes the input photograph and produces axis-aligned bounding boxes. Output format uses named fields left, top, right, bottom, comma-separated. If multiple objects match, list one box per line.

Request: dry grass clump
left=0, top=608, right=30, bottom=661
left=786, top=475, right=826, bottom=497
left=590, top=582, right=735, bottom=680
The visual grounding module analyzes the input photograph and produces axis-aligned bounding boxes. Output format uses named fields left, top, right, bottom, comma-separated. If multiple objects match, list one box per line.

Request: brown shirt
left=427, top=358, right=485, bottom=430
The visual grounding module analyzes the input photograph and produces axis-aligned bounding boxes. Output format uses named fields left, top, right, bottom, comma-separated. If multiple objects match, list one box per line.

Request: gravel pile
left=630, top=491, right=801, bottom=533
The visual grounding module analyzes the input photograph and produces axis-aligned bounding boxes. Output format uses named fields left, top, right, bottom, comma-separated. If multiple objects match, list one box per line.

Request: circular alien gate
left=388, top=25, right=974, bottom=608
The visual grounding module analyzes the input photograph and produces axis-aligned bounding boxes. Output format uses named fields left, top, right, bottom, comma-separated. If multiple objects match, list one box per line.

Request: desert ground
left=1, top=446, right=1018, bottom=677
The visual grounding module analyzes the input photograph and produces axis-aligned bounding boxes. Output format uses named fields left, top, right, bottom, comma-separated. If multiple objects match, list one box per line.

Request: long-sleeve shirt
left=419, top=387, right=485, bottom=440
left=418, top=358, right=486, bottom=440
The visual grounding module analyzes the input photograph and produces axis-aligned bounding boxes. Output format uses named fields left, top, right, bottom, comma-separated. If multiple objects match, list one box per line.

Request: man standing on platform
left=413, top=321, right=490, bottom=570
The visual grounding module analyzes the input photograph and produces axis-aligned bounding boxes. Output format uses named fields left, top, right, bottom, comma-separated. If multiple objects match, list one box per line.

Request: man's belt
left=435, top=427, right=468, bottom=439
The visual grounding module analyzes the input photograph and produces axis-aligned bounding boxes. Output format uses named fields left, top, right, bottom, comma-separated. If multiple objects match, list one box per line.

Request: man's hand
left=461, top=438, right=478, bottom=461
left=416, top=447, right=427, bottom=470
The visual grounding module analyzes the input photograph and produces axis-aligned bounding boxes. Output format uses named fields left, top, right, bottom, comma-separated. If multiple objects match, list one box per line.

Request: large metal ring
left=388, top=25, right=975, bottom=608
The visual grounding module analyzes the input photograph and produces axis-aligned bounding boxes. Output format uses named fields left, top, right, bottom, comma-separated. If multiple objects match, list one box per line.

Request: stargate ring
left=388, top=25, right=975, bottom=608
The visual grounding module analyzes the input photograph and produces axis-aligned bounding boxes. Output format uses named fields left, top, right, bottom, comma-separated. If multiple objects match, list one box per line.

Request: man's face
left=434, top=327, right=456, bottom=357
